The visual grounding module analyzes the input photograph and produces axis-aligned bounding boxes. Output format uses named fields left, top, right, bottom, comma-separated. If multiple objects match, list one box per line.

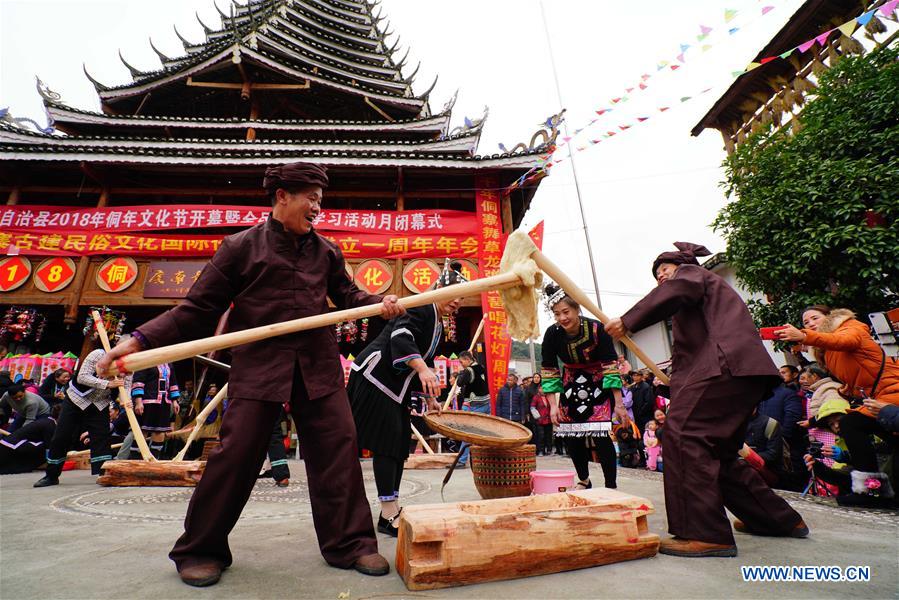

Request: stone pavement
left=1, top=456, right=896, bottom=599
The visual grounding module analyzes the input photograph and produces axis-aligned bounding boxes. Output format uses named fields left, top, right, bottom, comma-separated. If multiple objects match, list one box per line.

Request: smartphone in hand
left=759, top=326, right=787, bottom=340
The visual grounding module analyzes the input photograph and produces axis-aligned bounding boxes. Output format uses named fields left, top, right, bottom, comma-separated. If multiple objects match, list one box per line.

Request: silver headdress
left=542, top=284, right=567, bottom=313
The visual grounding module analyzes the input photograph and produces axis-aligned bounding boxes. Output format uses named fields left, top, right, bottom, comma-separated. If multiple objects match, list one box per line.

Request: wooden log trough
left=396, top=488, right=659, bottom=590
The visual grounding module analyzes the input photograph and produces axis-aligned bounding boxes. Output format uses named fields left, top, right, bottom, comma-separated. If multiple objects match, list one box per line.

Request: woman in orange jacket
left=778, top=305, right=897, bottom=502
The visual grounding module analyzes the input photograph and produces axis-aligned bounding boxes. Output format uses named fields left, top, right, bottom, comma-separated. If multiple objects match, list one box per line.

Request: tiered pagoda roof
left=0, top=0, right=558, bottom=172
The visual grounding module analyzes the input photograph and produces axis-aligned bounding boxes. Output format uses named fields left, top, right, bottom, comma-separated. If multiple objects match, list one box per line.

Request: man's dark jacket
left=138, top=217, right=381, bottom=404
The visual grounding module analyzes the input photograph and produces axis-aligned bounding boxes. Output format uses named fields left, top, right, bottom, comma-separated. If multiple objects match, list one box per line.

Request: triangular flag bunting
left=700, top=25, right=713, bottom=35
left=641, top=73, right=651, bottom=80
left=595, top=109, right=607, bottom=115
left=837, top=21, right=856, bottom=37
left=728, top=27, right=739, bottom=35
left=659, top=107, right=670, bottom=112
left=574, top=128, right=583, bottom=134
left=670, top=64, right=680, bottom=70
left=760, top=56, right=777, bottom=64
left=562, top=136, right=571, bottom=142
left=746, top=62, right=762, bottom=71
left=619, top=125, right=630, bottom=130
left=680, top=96, right=692, bottom=102
left=606, top=131, right=616, bottom=137
left=731, top=70, right=745, bottom=78
left=626, top=87, right=634, bottom=93
left=761, top=5, right=774, bottom=14
left=590, top=140, right=602, bottom=144
left=639, top=83, right=648, bottom=90
left=724, top=8, right=737, bottom=22
left=779, top=49, right=793, bottom=59
left=697, top=33, right=708, bottom=42
left=680, top=43, right=690, bottom=53
left=702, top=44, right=712, bottom=52
left=798, top=39, right=816, bottom=53
left=880, top=0, right=898, bottom=16
left=815, top=30, right=832, bottom=46
left=576, top=146, right=586, bottom=152
left=611, top=98, right=621, bottom=104
left=636, top=117, right=649, bottom=122
left=676, top=53, right=685, bottom=63
left=857, top=10, right=875, bottom=26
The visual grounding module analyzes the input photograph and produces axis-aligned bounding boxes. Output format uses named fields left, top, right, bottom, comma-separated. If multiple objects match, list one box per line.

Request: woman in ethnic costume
left=348, top=261, right=466, bottom=536
left=131, top=363, right=180, bottom=458
left=541, top=283, right=629, bottom=489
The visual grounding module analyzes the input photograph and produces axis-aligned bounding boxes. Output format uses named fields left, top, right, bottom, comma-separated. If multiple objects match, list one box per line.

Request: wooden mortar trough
left=396, top=488, right=659, bottom=590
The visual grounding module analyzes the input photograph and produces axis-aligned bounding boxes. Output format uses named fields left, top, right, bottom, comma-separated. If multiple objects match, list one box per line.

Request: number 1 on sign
left=6, top=265, right=16, bottom=281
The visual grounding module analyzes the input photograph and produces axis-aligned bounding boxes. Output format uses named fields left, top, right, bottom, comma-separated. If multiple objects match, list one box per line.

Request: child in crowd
left=644, top=419, right=662, bottom=471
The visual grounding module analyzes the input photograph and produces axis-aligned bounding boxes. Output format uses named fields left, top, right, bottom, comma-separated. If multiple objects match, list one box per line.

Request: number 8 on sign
left=34, top=257, right=77, bottom=293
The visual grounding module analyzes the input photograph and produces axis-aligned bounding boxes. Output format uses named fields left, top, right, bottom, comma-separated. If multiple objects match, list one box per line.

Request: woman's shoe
left=575, top=478, right=592, bottom=490
left=377, top=508, right=402, bottom=537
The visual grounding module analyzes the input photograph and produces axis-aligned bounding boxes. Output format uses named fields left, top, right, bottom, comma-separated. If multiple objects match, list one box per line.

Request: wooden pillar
left=6, top=187, right=20, bottom=205
left=246, top=96, right=259, bottom=141
left=65, top=186, right=109, bottom=325
left=393, top=167, right=405, bottom=297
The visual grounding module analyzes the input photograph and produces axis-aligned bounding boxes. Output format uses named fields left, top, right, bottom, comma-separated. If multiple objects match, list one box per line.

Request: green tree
left=714, top=46, right=899, bottom=329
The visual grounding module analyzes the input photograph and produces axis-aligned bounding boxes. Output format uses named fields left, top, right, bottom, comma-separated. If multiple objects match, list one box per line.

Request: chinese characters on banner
left=475, top=177, right=512, bottom=414
left=143, top=261, right=206, bottom=298
left=95, top=257, right=138, bottom=292
left=353, top=259, right=393, bottom=295
left=0, top=205, right=477, bottom=235
left=1, top=231, right=478, bottom=260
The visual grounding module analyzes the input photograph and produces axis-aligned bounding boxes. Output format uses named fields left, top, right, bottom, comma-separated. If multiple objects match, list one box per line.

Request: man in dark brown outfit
left=605, top=242, right=806, bottom=558
left=99, top=162, right=404, bottom=586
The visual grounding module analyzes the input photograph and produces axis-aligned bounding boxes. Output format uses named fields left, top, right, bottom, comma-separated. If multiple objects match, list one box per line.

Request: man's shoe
left=178, top=562, right=222, bottom=587
left=733, top=519, right=809, bottom=538
left=353, top=553, right=390, bottom=576
left=658, top=537, right=737, bottom=558
left=275, top=478, right=289, bottom=488
left=33, top=476, right=59, bottom=488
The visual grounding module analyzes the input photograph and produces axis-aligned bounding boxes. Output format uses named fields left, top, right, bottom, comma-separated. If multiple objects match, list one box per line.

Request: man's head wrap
left=652, top=242, right=712, bottom=278
left=437, top=259, right=468, bottom=288
left=263, top=162, right=329, bottom=192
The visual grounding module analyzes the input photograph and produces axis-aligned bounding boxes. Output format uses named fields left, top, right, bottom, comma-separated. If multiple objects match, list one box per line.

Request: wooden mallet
left=91, top=310, right=156, bottom=461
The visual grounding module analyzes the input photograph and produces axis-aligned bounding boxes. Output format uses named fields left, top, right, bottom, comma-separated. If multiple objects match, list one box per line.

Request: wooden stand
left=396, top=488, right=659, bottom=590
left=97, top=460, right=206, bottom=487
left=404, top=453, right=458, bottom=470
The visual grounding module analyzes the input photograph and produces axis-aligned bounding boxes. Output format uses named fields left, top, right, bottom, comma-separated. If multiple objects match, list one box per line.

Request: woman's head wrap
left=437, top=259, right=468, bottom=288
left=263, top=162, right=329, bottom=192
left=651, top=242, right=711, bottom=278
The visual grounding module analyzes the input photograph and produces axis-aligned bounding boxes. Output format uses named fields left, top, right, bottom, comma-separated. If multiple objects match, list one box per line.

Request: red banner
left=1, top=205, right=476, bottom=235
left=476, top=178, right=512, bottom=414
left=1, top=230, right=478, bottom=259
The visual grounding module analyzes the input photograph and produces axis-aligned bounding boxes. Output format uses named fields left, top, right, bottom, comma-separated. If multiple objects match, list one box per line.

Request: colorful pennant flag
left=724, top=8, right=738, bottom=22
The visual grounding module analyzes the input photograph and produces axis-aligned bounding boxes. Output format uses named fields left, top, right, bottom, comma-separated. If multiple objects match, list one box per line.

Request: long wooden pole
left=107, top=271, right=523, bottom=376
left=172, top=383, right=228, bottom=462
left=91, top=311, right=156, bottom=461
left=442, top=315, right=487, bottom=410
left=530, top=251, right=670, bottom=385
